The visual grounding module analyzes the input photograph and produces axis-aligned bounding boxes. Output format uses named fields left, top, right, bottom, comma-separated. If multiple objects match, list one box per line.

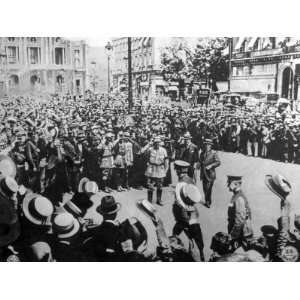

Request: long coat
left=227, top=190, right=253, bottom=240
left=199, top=149, right=221, bottom=182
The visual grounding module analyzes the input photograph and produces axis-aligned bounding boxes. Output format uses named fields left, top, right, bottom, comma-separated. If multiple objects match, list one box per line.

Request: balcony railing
left=250, top=48, right=283, bottom=57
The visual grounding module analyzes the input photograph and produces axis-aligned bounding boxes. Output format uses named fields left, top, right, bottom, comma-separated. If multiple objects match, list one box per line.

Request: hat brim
left=56, top=218, right=80, bottom=239
left=22, top=193, right=52, bottom=226
left=264, top=175, right=288, bottom=200
left=175, top=182, right=188, bottom=207
left=97, top=202, right=121, bottom=215
left=78, top=177, right=89, bottom=193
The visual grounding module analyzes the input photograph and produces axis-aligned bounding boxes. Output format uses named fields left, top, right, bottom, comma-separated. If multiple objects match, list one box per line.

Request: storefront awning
left=276, top=37, right=287, bottom=46
left=247, top=37, right=258, bottom=49
left=234, top=37, right=246, bottom=50
left=143, top=37, right=151, bottom=47
left=139, top=37, right=146, bottom=48
left=222, top=47, right=229, bottom=55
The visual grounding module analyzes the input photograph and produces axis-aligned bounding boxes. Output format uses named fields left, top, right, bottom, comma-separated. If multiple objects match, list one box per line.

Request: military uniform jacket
left=199, top=149, right=221, bottom=182
left=144, top=146, right=168, bottom=178
left=227, top=190, right=253, bottom=240
left=181, top=142, right=199, bottom=166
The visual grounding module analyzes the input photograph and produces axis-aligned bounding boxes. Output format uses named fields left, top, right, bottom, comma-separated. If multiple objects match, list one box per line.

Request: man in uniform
left=227, top=175, right=253, bottom=250
left=199, top=138, right=221, bottom=208
left=142, top=136, right=169, bottom=206
left=172, top=160, right=205, bottom=261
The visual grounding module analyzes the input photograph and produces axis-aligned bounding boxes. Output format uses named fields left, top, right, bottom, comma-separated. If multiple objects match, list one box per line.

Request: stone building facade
left=231, top=37, right=300, bottom=99
left=111, top=37, right=169, bottom=97
left=0, top=37, right=87, bottom=95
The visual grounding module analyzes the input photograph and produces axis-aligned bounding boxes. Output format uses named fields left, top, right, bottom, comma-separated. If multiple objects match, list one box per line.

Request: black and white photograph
left=0, top=36, right=300, bottom=263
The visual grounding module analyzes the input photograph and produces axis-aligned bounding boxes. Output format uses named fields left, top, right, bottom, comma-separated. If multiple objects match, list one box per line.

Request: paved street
left=85, top=152, right=300, bottom=259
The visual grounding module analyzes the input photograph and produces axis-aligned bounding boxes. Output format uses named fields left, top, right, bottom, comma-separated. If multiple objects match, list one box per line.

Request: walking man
left=199, top=138, right=221, bottom=208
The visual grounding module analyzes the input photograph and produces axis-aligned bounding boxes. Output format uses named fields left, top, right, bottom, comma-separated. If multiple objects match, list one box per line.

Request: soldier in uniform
left=227, top=175, right=253, bottom=250
left=199, top=138, right=221, bottom=208
left=142, top=136, right=169, bottom=206
left=172, top=160, right=205, bottom=261
left=98, top=133, right=115, bottom=193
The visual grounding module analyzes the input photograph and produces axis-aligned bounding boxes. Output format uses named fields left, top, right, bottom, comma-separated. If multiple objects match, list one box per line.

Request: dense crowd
left=0, top=92, right=299, bottom=262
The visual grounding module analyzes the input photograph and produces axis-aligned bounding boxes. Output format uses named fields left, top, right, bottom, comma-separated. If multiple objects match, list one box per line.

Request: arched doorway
left=9, top=75, right=19, bottom=89
left=30, top=75, right=39, bottom=90
left=56, top=75, right=64, bottom=93
left=281, top=67, right=293, bottom=98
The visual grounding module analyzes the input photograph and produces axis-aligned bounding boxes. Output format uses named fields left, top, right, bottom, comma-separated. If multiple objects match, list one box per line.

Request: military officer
left=227, top=175, right=253, bottom=250
left=141, top=136, right=169, bottom=206
left=199, top=138, right=221, bottom=208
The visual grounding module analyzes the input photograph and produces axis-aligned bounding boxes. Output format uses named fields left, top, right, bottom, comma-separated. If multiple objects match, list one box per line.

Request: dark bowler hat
left=227, top=175, right=243, bottom=183
left=265, top=174, right=291, bottom=200
left=96, top=195, right=121, bottom=215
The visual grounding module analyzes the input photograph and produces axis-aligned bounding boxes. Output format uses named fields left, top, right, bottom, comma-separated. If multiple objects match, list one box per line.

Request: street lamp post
left=105, top=41, right=113, bottom=95
left=127, top=37, right=133, bottom=110
left=228, top=37, right=233, bottom=92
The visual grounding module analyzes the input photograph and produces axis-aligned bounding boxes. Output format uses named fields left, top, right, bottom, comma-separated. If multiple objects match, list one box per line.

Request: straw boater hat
left=265, top=174, right=291, bottom=200
left=52, top=212, right=80, bottom=239
left=0, top=176, right=19, bottom=199
left=22, top=193, right=54, bottom=226
left=96, top=195, right=121, bottom=215
left=0, top=155, right=17, bottom=179
left=175, top=182, right=202, bottom=209
left=78, top=177, right=98, bottom=194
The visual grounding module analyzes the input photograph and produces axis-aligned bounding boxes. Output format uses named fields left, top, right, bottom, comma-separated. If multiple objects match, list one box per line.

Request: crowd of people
left=0, top=91, right=300, bottom=262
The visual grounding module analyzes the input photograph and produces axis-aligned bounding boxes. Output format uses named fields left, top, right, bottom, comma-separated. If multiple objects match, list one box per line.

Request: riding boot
left=157, top=189, right=163, bottom=206
left=147, top=189, right=153, bottom=203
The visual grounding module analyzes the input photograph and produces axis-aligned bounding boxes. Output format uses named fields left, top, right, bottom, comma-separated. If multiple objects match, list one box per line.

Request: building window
left=270, top=37, right=276, bottom=49
left=7, top=46, right=18, bottom=64
left=30, top=37, right=37, bottom=42
left=74, top=49, right=80, bottom=67
left=55, top=37, right=62, bottom=43
left=28, top=47, right=40, bottom=64
left=8, top=37, right=15, bottom=42
left=55, top=48, right=64, bottom=65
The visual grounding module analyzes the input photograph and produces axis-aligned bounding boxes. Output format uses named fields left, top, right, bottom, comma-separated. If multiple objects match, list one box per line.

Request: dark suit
left=180, top=142, right=199, bottom=178
left=199, top=149, right=221, bottom=206
left=84, top=220, right=123, bottom=262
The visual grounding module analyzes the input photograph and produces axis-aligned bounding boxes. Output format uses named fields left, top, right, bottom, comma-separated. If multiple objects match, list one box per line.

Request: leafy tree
left=160, top=38, right=193, bottom=83
left=190, top=38, right=229, bottom=90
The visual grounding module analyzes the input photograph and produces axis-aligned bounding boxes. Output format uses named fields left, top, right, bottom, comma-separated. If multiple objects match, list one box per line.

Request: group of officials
left=0, top=92, right=299, bottom=261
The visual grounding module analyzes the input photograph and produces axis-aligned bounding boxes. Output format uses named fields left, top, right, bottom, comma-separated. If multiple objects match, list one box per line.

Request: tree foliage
left=160, top=37, right=229, bottom=89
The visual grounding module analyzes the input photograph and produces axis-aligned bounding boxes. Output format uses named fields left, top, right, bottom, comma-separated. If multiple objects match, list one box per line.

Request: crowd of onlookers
left=0, top=92, right=299, bottom=261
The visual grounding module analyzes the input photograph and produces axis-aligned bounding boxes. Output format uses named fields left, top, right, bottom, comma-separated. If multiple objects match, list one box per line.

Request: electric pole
left=128, top=37, right=133, bottom=110
left=228, top=37, right=232, bottom=92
